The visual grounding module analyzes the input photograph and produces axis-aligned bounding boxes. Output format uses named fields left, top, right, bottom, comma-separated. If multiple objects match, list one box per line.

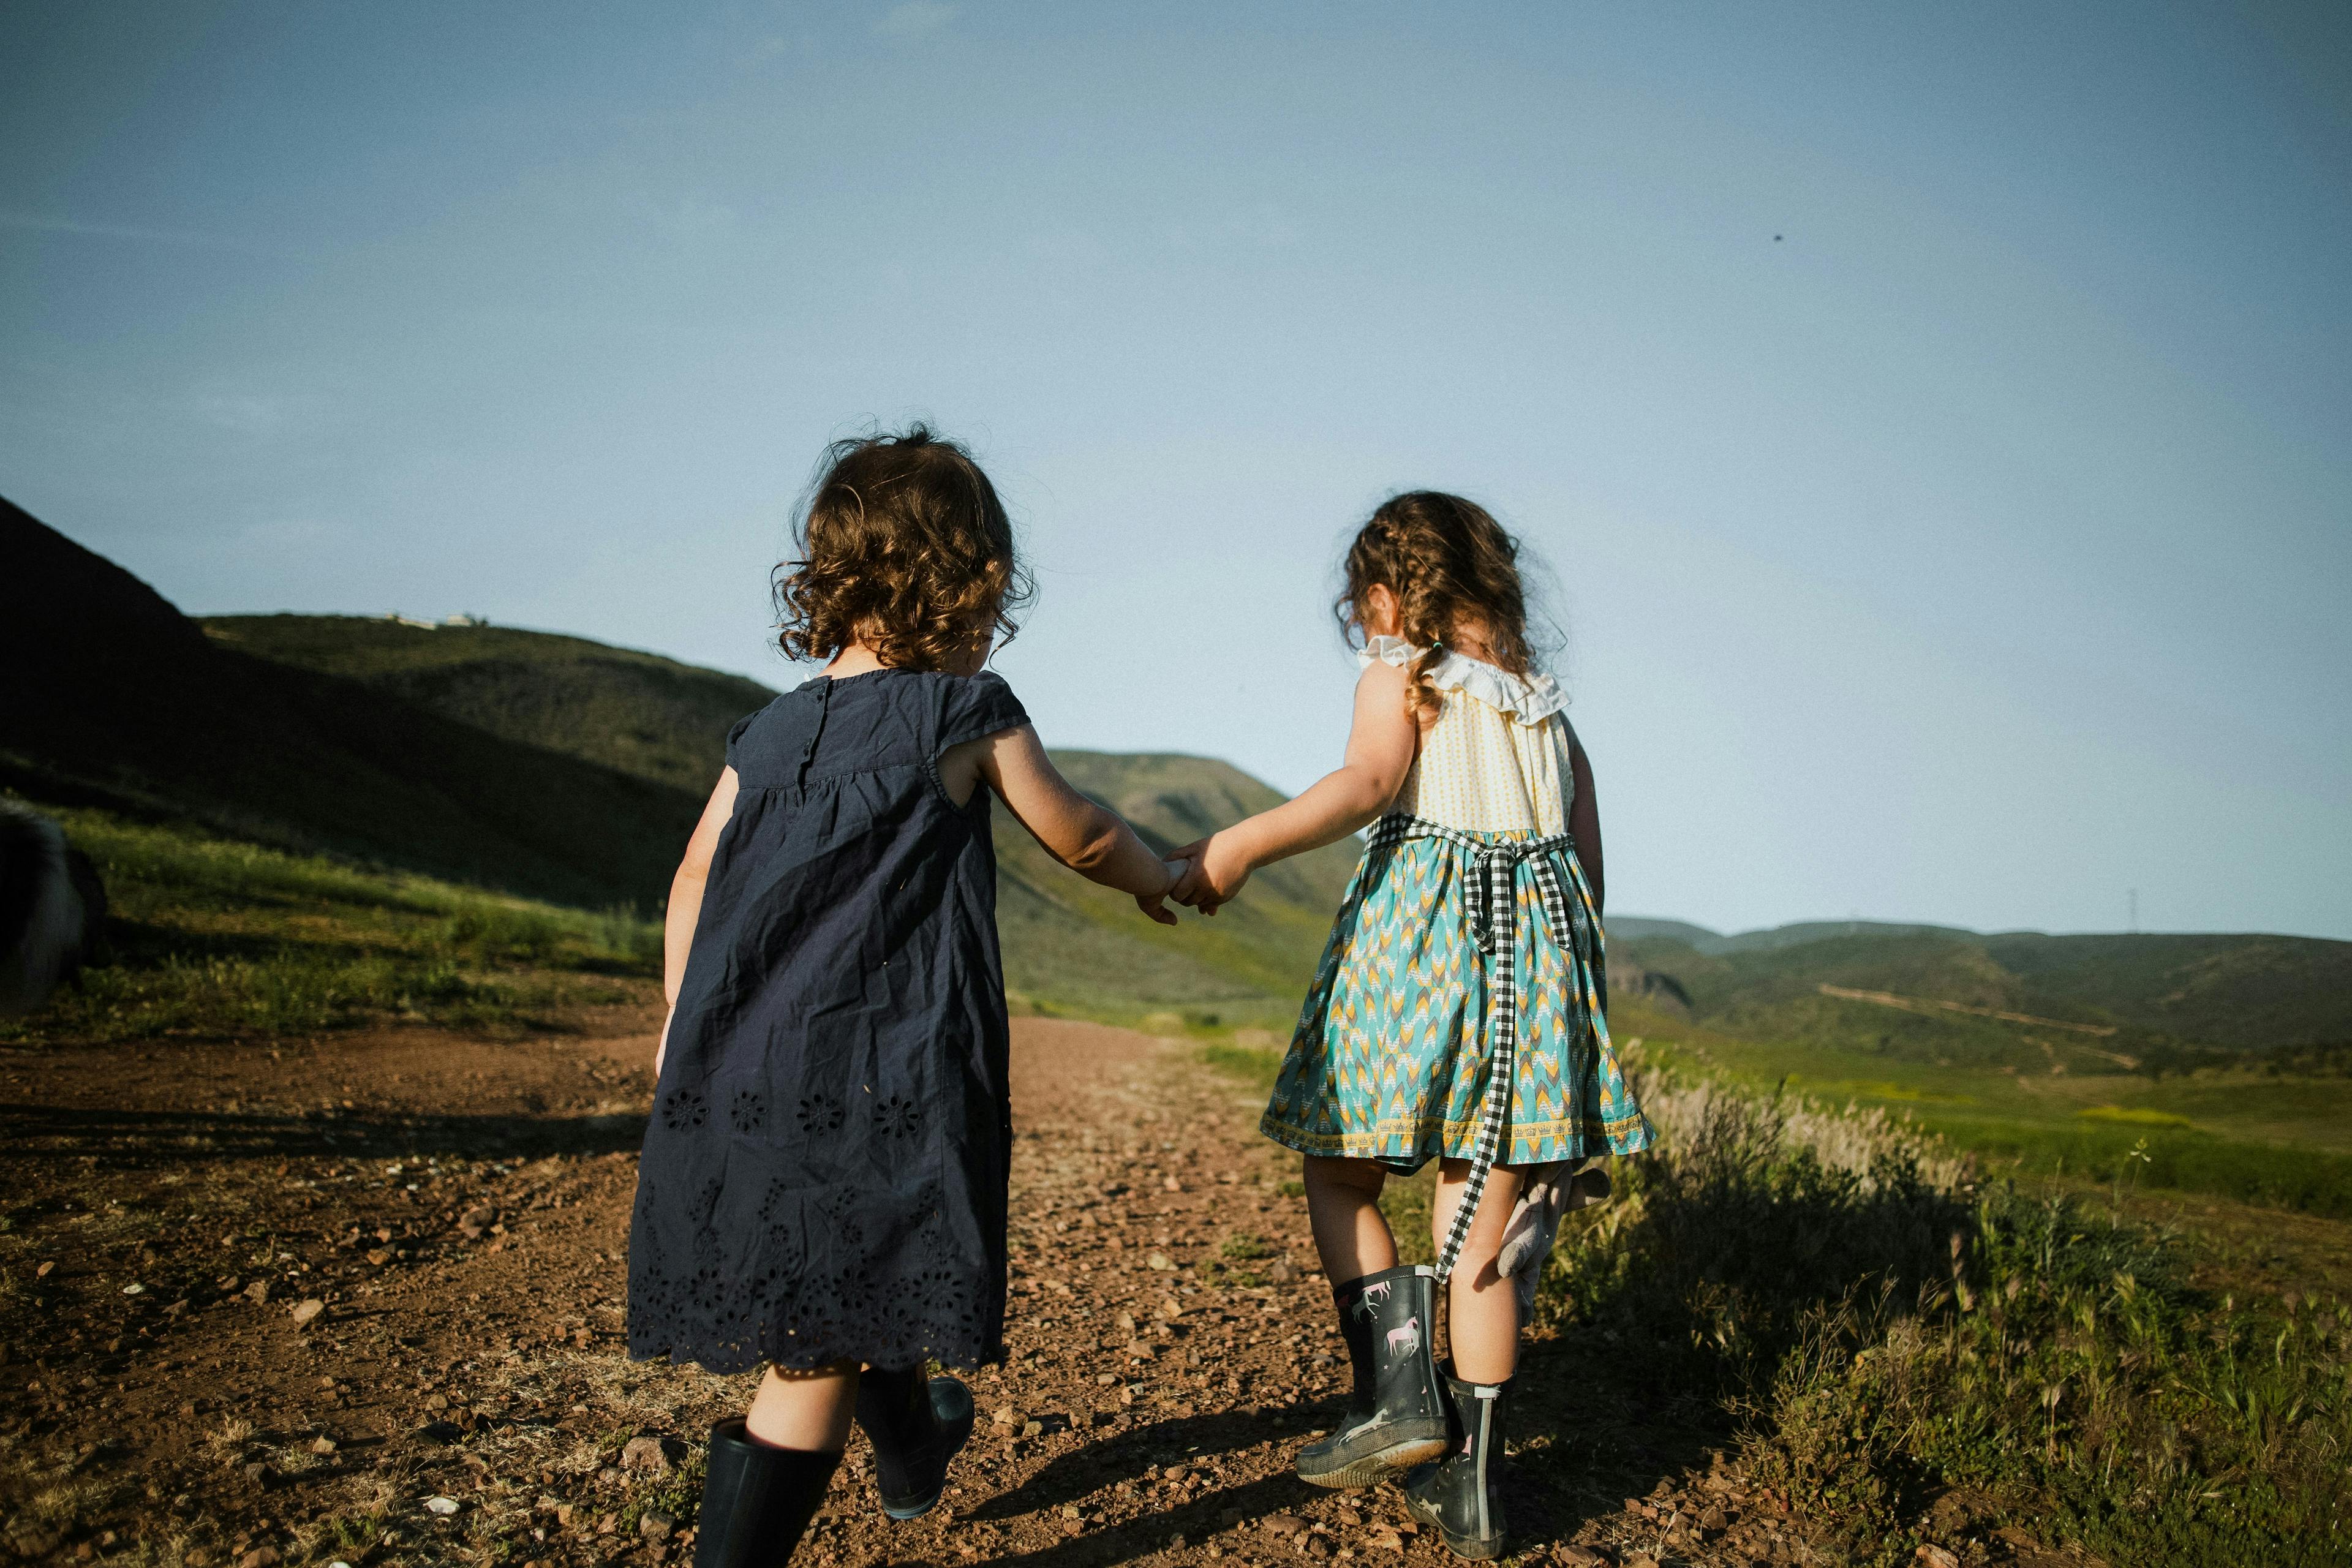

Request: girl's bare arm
left=1170, top=660, right=1419, bottom=911
left=655, top=766, right=741, bottom=1071
left=944, top=725, right=1177, bottom=922
left=1567, top=737, right=1602, bottom=912
left=665, top=768, right=741, bottom=1005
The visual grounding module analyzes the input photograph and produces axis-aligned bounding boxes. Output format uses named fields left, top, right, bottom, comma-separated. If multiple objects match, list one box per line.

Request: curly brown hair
left=773, top=426, right=1030, bottom=671
left=1335, top=491, right=1534, bottom=722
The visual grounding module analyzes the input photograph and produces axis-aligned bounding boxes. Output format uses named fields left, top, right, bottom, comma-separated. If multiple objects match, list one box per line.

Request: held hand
left=1133, top=857, right=1183, bottom=926
left=1162, top=845, right=1217, bottom=918
left=1169, top=831, right=1253, bottom=913
left=1166, top=840, right=1209, bottom=910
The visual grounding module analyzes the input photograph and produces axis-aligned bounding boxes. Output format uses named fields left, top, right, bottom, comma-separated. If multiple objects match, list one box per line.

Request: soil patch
left=1, top=1017, right=2067, bottom=1567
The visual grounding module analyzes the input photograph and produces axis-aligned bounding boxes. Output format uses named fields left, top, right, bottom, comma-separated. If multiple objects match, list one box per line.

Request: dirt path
left=1, top=1016, right=1831, bottom=1568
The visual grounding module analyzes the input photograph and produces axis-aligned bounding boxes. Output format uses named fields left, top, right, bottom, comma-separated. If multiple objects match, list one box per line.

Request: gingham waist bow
left=1366, top=812, right=1606, bottom=1282
left=1433, top=828, right=1578, bottom=956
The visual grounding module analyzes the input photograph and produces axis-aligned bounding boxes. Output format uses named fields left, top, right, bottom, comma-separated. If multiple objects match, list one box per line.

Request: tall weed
left=1534, top=1069, right=2352, bottom=1565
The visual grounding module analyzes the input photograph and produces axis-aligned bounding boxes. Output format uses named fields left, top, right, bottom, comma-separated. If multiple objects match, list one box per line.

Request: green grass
left=1918, top=1112, right=2352, bottom=1220
left=2077, top=1104, right=2196, bottom=1128
left=1617, top=925, right=2352, bottom=1061
left=4, top=798, right=662, bottom=1044
left=1197, top=1039, right=1287, bottom=1088
left=1629, top=1005, right=2352, bottom=1220
left=1540, top=1070, right=2352, bottom=1565
left=1196, top=1036, right=2352, bottom=1563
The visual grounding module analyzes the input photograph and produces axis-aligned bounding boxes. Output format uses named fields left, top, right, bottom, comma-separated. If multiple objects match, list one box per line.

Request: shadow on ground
left=0, top=1102, right=647, bottom=1166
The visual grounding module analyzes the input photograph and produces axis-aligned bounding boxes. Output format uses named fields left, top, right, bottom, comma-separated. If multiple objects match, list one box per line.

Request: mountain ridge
left=12, top=500, right=2346, bottom=1049
left=0, top=503, right=1357, bottom=1027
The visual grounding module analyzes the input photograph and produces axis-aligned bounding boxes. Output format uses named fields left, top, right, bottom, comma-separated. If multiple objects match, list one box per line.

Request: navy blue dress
left=627, top=668, right=1029, bottom=1374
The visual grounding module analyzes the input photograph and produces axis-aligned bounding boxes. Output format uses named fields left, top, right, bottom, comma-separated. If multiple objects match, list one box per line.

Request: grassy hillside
left=1608, top=916, right=2352, bottom=1216
left=1611, top=916, right=1978, bottom=954
left=1048, top=751, right=1359, bottom=913
left=200, top=614, right=772, bottom=797
left=0, top=801, right=662, bottom=1046
left=6, top=507, right=1355, bottom=1039
left=2, top=500, right=704, bottom=911
left=1618, top=925, right=2352, bottom=1062
left=1983, top=930, right=2352, bottom=1050
left=196, top=613, right=1361, bottom=1031
left=995, top=751, right=1362, bottom=1028
left=23, top=502, right=2350, bottom=1225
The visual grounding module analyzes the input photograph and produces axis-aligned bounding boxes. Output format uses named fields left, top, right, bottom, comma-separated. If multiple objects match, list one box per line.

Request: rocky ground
left=0, top=1013, right=2082, bottom=1568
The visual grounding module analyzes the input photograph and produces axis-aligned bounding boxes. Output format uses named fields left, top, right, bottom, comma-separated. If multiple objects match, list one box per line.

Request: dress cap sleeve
left=936, top=671, right=1030, bottom=755
left=722, top=701, right=774, bottom=769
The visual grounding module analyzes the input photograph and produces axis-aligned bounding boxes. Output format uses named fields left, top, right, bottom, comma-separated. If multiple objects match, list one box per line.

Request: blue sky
left=5, top=2, right=2348, bottom=940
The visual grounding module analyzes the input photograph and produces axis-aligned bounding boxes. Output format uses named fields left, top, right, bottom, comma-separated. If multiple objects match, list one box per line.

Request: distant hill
left=25, top=499, right=2343, bottom=1050
left=2, top=499, right=701, bottom=910
left=1615, top=922, right=2352, bottom=1066
left=1606, top=916, right=1726, bottom=948
left=993, top=753, right=1360, bottom=1025
left=1, top=508, right=1352, bottom=1028
left=200, top=624, right=1360, bottom=1029
left=202, top=614, right=774, bottom=797
left=1608, top=916, right=1978, bottom=954
left=1979, top=932, right=2352, bottom=1053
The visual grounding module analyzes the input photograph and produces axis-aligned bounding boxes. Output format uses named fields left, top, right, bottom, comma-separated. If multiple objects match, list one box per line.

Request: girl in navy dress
left=628, top=427, right=1180, bottom=1566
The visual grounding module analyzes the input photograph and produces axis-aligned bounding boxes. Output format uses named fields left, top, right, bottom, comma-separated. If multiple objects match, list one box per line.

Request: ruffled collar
left=1357, top=636, right=1568, bottom=724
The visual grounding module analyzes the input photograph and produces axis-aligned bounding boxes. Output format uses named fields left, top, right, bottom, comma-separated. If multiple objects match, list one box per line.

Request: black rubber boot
left=853, top=1363, right=975, bottom=1520
left=1403, top=1373, right=1510, bottom=1561
left=693, top=1419, right=841, bottom=1568
left=1295, top=1264, right=1450, bottom=1488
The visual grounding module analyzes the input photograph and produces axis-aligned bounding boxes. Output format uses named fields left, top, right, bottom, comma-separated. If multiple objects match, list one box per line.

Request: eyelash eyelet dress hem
left=627, top=668, right=1029, bottom=1376
left=1261, top=639, right=1654, bottom=1181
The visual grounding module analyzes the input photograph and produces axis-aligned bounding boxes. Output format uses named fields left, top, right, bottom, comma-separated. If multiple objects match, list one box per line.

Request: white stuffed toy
left=1495, top=1158, right=1614, bottom=1322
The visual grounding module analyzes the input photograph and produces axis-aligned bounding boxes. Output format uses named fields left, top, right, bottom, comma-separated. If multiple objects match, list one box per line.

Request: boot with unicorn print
left=1294, top=1264, right=1450, bottom=1487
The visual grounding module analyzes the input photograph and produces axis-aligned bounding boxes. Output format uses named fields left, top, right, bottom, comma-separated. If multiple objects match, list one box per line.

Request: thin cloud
left=874, top=2, right=957, bottom=39
left=625, top=192, right=742, bottom=245
left=1025, top=227, right=1112, bottom=266
left=190, top=391, right=324, bottom=437
left=1160, top=203, right=1304, bottom=254
left=0, top=210, right=271, bottom=254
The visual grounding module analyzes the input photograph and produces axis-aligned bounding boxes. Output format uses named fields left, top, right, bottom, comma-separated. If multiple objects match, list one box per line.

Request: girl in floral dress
left=1172, top=492, right=1651, bottom=1561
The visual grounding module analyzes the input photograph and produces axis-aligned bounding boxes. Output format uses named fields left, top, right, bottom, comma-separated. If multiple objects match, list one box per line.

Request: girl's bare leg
left=1429, top=1160, right=1529, bottom=1385
left=745, top=1361, right=859, bottom=1452
left=1303, top=1155, right=1399, bottom=1281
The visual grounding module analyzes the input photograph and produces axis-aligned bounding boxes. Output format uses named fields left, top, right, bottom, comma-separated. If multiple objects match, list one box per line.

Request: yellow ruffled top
left=1360, top=636, right=1577, bottom=837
